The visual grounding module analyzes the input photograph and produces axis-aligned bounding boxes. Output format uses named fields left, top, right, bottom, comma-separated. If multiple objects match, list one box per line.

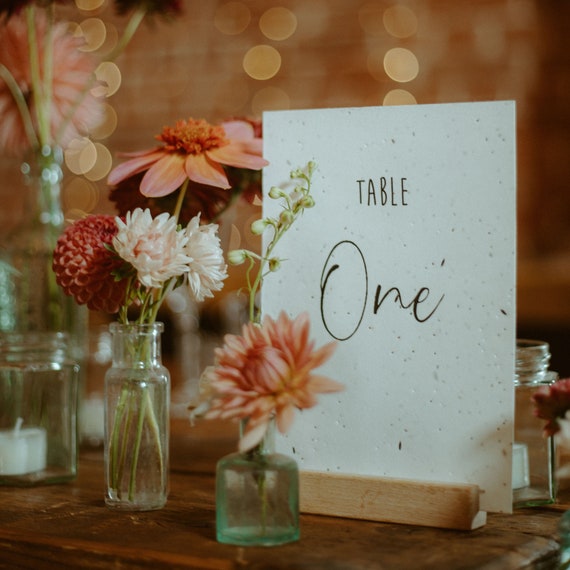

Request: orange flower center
left=157, top=118, right=229, bottom=155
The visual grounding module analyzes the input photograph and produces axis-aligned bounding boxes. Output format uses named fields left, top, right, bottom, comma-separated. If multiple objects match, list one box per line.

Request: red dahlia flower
left=53, top=215, right=129, bottom=314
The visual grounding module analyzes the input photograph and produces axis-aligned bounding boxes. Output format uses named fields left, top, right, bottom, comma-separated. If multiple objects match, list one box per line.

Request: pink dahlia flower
left=205, top=311, right=343, bottom=451
left=113, top=208, right=192, bottom=289
left=0, top=11, right=103, bottom=155
left=107, top=118, right=268, bottom=198
left=53, top=215, right=128, bottom=314
left=533, top=378, right=570, bottom=436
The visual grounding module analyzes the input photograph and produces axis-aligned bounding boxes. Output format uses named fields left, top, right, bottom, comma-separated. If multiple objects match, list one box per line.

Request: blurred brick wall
left=1, top=0, right=569, bottom=318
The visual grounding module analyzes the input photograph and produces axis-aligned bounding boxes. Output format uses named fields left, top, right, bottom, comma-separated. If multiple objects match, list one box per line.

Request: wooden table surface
left=0, top=418, right=565, bottom=570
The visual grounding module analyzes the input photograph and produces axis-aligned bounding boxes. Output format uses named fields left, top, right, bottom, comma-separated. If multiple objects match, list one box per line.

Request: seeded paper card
left=261, top=102, right=516, bottom=514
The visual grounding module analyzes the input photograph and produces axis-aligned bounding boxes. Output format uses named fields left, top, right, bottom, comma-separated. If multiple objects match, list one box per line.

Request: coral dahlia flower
left=205, top=311, right=343, bottom=451
left=53, top=215, right=129, bottom=314
left=107, top=118, right=268, bottom=198
left=0, top=11, right=103, bottom=155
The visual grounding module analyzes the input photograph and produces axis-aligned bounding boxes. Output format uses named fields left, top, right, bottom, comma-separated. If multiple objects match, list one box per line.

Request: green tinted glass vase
left=216, top=418, right=300, bottom=546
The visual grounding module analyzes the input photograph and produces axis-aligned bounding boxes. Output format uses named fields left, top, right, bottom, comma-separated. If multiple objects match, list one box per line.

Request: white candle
left=80, top=396, right=105, bottom=445
left=512, top=441, right=530, bottom=490
left=0, top=419, right=47, bottom=476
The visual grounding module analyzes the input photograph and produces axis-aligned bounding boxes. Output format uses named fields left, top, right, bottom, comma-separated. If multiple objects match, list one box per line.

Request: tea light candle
left=0, top=418, right=47, bottom=476
left=512, top=441, right=530, bottom=490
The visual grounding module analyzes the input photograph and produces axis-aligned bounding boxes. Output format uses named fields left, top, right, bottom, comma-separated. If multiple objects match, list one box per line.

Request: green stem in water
left=128, top=384, right=148, bottom=501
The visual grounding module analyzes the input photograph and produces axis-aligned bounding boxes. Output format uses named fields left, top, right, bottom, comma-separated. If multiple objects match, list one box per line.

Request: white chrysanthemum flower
left=183, top=215, right=228, bottom=302
left=113, top=208, right=191, bottom=288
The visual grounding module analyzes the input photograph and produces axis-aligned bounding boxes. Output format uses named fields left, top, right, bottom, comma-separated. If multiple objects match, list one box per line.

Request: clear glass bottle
left=513, top=338, right=557, bottom=507
left=216, top=418, right=300, bottom=546
left=0, top=145, right=87, bottom=367
left=0, top=332, right=79, bottom=485
left=104, top=322, right=170, bottom=511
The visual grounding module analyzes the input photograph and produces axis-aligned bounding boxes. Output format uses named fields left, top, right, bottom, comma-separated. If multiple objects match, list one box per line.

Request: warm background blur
left=1, top=0, right=569, bottom=374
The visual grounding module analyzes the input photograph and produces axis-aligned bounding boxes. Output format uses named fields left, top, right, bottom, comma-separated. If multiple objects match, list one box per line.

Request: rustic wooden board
left=300, top=471, right=487, bottom=530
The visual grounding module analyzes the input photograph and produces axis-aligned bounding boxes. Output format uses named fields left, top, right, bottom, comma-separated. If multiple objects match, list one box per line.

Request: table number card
left=261, top=102, right=516, bottom=515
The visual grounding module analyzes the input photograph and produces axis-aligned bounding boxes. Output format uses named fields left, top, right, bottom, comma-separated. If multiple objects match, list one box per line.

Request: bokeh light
left=64, top=138, right=98, bottom=175
left=63, top=177, right=100, bottom=216
left=76, top=18, right=107, bottom=52
left=93, top=61, right=122, bottom=97
left=243, top=45, right=282, bottom=80
left=90, top=103, right=118, bottom=140
left=215, top=2, right=251, bottom=35
left=383, top=5, right=418, bottom=39
left=75, top=0, right=105, bottom=10
left=383, top=89, right=417, bottom=106
left=260, top=7, right=297, bottom=41
left=84, top=143, right=113, bottom=182
left=384, top=48, right=419, bottom=83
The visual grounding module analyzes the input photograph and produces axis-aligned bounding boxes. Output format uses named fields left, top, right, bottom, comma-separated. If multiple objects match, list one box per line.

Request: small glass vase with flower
left=195, top=162, right=344, bottom=546
left=52, top=115, right=267, bottom=510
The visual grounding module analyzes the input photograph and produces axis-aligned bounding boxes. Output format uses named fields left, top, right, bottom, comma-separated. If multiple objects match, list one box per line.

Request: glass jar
left=216, top=418, right=300, bottom=546
left=0, top=332, right=79, bottom=485
left=104, top=322, right=170, bottom=511
left=513, top=338, right=557, bottom=507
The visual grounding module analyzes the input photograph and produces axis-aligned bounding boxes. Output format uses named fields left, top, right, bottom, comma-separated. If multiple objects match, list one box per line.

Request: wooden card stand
left=300, top=471, right=487, bottom=531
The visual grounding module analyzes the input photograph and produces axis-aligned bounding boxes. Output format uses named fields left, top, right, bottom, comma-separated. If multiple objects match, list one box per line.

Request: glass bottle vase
left=513, top=338, right=557, bottom=507
left=0, top=145, right=87, bottom=365
left=104, top=322, right=170, bottom=511
left=216, top=418, right=300, bottom=546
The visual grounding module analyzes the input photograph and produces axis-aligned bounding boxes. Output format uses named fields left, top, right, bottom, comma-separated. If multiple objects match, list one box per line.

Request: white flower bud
left=228, top=249, right=247, bottom=265
left=250, top=219, right=268, bottom=235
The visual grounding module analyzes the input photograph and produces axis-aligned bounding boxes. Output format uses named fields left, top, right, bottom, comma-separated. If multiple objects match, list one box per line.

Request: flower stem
left=0, top=64, right=39, bottom=149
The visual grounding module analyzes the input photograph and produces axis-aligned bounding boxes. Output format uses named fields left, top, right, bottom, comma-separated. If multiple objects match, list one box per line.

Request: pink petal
left=184, top=153, right=230, bottom=189
left=239, top=419, right=269, bottom=452
left=276, top=405, right=296, bottom=434
left=107, top=150, right=164, bottom=185
left=308, top=375, right=345, bottom=393
left=140, top=153, right=188, bottom=197
left=207, top=144, right=269, bottom=169
left=222, top=120, right=254, bottom=140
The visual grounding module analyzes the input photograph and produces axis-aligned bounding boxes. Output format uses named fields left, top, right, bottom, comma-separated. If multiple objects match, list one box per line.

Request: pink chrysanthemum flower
left=183, top=215, right=227, bottom=302
left=107, top=118, right=268, bottom=198
left=0, top=11, right=103, bottom=155
left=53, top=215, right=129, bottom=314
left=113, top=208, right=191, bottom=289
left=532, top=378, right=570, bottom=436
left=205, top=311, right=343, bottom=451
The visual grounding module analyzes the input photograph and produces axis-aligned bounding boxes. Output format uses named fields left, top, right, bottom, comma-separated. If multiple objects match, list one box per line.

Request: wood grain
left=0, top=419, right=563, bottom=569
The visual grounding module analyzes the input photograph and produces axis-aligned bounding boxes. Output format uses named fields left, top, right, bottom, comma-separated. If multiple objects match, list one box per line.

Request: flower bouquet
left=52, top=115, right=266, bottom=509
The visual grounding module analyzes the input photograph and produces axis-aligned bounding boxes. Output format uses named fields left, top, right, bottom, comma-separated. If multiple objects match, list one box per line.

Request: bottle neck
left=515, top=339, right=553, bottom=385
left=20, top=145, right=64, bottom=232
left=109, top=323, right=164, bottom=369
left=242, top=416, right=276, bottom=456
